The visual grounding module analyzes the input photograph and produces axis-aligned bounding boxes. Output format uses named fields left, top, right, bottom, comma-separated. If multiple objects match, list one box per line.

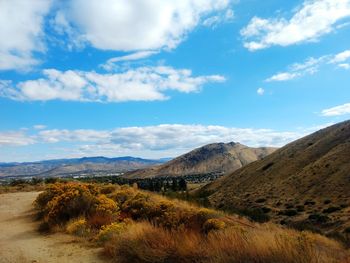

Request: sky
left=0, top=0, right=350, bottom=162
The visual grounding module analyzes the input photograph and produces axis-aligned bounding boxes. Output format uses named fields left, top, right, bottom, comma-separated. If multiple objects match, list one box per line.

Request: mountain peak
left=123, top=142, right=277, bottom=179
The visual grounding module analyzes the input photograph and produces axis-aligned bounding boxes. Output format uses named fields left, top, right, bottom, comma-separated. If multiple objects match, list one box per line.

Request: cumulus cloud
left=241, top=0, right=350, bottom=51
left=37, top=124, right=306, bottom=154
left=0, top=131, right=36, bottom=146
left=266, top=49, right=350, bottom=82
left=1, top=123, right=334, bottom=160
left=0, top=66, right=225, bottom=102
left=0, top=0, right=52, bottom=70
left=321, top=103, right=350, bottom=116
left=54, top=0, right=231, bottom=51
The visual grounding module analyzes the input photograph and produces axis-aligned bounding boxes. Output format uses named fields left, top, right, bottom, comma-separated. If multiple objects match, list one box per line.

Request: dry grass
left=104, top=221, right=348, bottom=263
left=35, top=182, right=350, bottom=263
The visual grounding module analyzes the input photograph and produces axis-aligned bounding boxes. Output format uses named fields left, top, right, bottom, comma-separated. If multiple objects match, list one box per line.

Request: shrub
left=308, top=214, right=330, bottom=224
left=262, top=207, right=272, bottom=213
left=279, top=209, right=298, bottom=217
left=255, top=198, right=266, bottom=203
left=322, top=206, right=341, bottom=214
left=45, top=185, right=96, bottom=224
left=285, top=203, right=294, bottom=209
left=38, top=221, right=50, bottom=233
left=324, top=199, right=332, bottom=205
left=35, top=182, right=104, bottom=226
left=109, top=187, right=138, bottom=206
left=94, top=194, right=119, bottom=215
left=97, top=222, right=127, bottom=244
left=88, top=195, right=119, bottom=229
left=203, top=219, right=226, bottom=233
left=66, top=218, right=90, bottom=237
left=100, top=184, right=119, bottom=194
left=241, top=208, right=270, bottom=222
left=304, top=200, right=316, bottom=206
left=296, top=205, right=305, bottom=212
left=344, top=227, right=350, bottom=234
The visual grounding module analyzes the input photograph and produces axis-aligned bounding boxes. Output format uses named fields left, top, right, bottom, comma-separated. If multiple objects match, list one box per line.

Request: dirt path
left=0, top=192, right=108, bottom=263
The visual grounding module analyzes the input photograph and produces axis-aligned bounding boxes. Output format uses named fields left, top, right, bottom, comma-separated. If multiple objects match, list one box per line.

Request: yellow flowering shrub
left=203, top=218, right=226, bottom=233
left=35, top=182, right=111, bottom=226
left=97, top=222, right=127, bottom=244
left=95, top=194, right=119, bottom=215
left=100, top=184, right=120, bottom=194
left=66, top=218, right=90, bottom=237
left=108, top=186, right=138, bottom=206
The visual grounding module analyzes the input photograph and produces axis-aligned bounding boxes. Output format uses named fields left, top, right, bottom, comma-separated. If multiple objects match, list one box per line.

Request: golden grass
left=104, top=221, right=348, bottom=263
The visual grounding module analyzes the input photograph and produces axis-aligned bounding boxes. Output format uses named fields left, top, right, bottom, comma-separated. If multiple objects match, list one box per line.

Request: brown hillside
left=123, top=142, right=276, bottom=179
left=202, top=120, right=350, bottom=235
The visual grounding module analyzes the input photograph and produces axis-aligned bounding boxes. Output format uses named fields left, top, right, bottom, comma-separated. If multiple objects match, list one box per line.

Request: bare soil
left=0, top=192, right=108, bottom=263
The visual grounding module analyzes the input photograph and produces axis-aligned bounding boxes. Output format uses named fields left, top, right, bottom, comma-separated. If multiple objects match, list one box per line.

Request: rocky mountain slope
left=124, top=142, right=276, bottom=179
left=200, top=121, right=350, bottom=234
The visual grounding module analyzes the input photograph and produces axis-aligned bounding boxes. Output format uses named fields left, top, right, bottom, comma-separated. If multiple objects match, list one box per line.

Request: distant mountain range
left=200, top=120, right=350, bottom=234
left=0, top=156, right=166, bottom=178
left=123, top=142, right=277, bottom=179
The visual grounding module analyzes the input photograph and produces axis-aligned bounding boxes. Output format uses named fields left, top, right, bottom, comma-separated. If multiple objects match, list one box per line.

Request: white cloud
left=266, top=49, right=350, bottom=82
left=55, top=0, right=231, bottom=51
left=241, top=0, right=350, bottom=51
left=33, top=125, right=47, bottom=130
left=1, top=123, right=334, bottom=160
left=338, top=63, right=350, bottom=69
left=257, top=87, right=265, bottom=95
left=39, top=129, right=111, bottom=143
left=38, top=124, right=306, bottom=152
left=321, top=103, right=350, bottom=116
left=100, top=51, right=158, bottom=71
left=330, top=49, right=350, bottom=63
left=266, top=72, right=301, bottom=82
left=0, top=131, right=36, bottom=146
left=0, top=66, right=225, bottom=102
left=203, top=8, right=234, bottom=27
left=0, top=0, right=52, bottom=70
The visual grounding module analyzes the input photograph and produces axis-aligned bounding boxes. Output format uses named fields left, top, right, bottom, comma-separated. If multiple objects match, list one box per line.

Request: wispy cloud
left=0, top=66, right=225, bottom=102
left=330, top=50, right=350, bottom=63
left=266, top=72, right=301, bottom=82
left=33, top=125, right=47, bottom=130
left=321, top=103, right=350, bottom=116
left=0, top=131, right=36, bottom=146
left=266, top=49, right=350, bottom=82
left=100, top=51, right=158, bottom=71
left=202, top=8, right=234, bottom=28
left=241, top=0, right=350, bottom=51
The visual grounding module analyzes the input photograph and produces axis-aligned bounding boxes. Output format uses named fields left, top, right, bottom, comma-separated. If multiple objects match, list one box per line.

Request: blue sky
left=0, top=0, right=350, bottom=162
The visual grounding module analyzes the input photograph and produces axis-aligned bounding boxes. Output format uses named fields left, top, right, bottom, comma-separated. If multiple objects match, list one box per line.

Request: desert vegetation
left=34, top=182, right=349, bottom=262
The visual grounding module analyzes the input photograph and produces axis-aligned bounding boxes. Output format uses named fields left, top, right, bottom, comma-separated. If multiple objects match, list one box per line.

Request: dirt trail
left=0, top=192, right=108, bottom=263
